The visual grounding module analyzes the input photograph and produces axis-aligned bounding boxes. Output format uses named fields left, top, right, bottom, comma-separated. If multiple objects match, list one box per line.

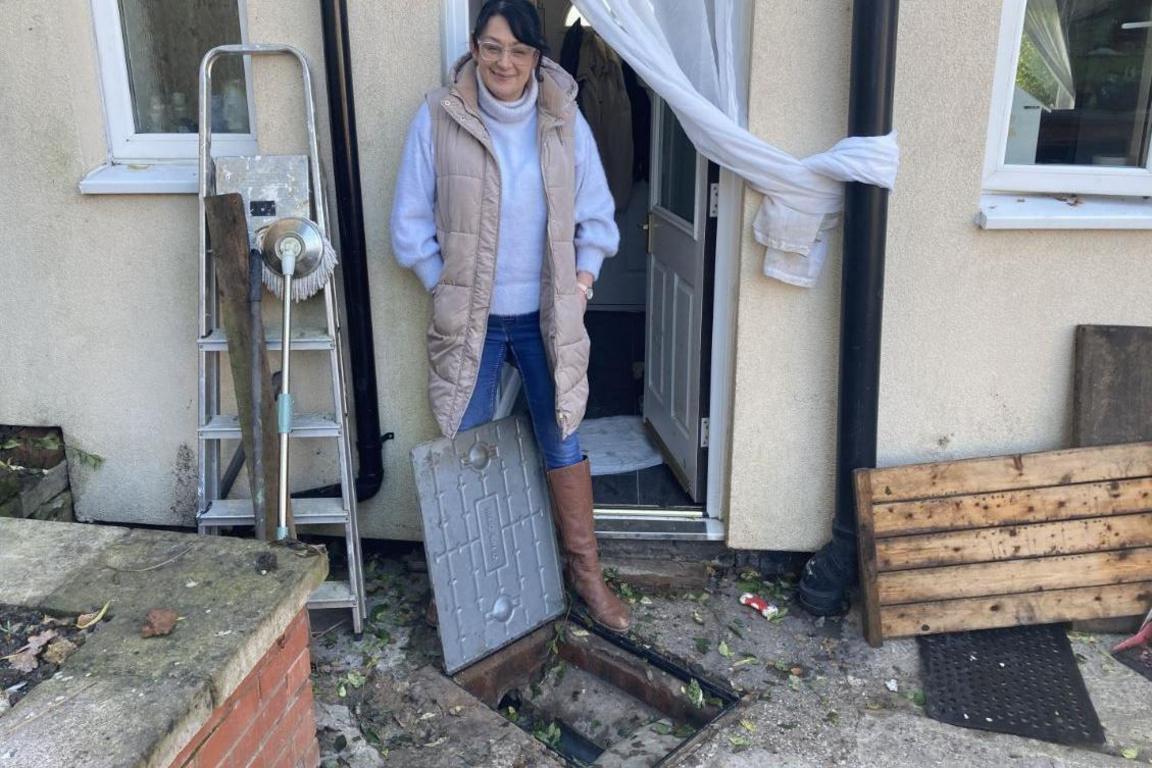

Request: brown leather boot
left=546, top=459, right=632, bottom=632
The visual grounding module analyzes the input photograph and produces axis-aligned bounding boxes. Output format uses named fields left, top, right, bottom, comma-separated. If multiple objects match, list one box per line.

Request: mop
left=259, top=217, right=338, bottom=540
left=256, top=224, right=338, bottom=303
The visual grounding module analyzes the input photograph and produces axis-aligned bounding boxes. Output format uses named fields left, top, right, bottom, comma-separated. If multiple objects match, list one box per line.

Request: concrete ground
left=308, top=547, right=1151, bottom=768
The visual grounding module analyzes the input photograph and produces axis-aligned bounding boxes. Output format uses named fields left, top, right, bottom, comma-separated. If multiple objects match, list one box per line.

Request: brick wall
left=169, top=610, right=319, bottom=768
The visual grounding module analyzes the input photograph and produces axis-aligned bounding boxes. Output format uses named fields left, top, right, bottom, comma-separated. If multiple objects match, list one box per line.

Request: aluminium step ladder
left=195, top=44, right=366, bottom=634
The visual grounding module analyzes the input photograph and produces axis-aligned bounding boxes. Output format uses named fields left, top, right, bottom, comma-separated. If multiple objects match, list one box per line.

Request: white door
left=644, top=99, right=709, bottom=501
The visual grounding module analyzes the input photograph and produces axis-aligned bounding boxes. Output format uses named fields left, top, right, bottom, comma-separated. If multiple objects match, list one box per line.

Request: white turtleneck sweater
left=391, top=73, right=619, bottom=316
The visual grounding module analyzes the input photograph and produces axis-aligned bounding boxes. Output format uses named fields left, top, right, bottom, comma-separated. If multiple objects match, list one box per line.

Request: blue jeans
left=459, top=312, right=583, bottom=470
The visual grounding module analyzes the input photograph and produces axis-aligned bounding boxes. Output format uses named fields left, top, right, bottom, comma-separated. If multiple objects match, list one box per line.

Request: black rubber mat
left=918, top=624, right=1104, bottom=746
left=1113, top=645, right=1152, bottom=683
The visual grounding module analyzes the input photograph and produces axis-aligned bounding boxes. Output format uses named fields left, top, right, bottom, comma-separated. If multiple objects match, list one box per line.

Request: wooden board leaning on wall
left=855, top=441, right=1152, bottom=647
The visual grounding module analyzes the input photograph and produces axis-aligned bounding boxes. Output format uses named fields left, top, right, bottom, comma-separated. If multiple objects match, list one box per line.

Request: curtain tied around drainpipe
left=571, top=0, right=901, bottom=288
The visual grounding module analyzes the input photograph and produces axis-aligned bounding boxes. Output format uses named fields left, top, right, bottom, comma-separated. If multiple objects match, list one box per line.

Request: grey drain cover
left=412, top=415, right=566, bottom=673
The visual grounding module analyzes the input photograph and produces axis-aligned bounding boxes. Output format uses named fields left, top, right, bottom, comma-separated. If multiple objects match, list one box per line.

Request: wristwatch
left=577, top=282, right=594, bottom=301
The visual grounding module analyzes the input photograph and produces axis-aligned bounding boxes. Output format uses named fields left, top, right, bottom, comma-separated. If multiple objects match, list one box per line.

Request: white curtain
left=571, top=0, right=900, bottom=288
left=1022, top=0, right=1076, bottom=111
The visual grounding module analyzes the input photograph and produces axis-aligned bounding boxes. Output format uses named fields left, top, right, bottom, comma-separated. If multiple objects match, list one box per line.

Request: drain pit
left=454, top=616, right=740, bottom=767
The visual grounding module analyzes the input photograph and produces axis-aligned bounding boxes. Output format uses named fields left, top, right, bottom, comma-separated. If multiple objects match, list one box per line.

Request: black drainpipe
left=798, top=0, right=899, bottom=615
left=297, top=0, right=388, bottom=501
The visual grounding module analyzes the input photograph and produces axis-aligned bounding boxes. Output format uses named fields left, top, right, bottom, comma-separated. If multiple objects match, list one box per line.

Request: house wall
left=726, top=0, right=1152, bottom=550
left=7, top=0, right=1152, bottom=549
left=0, top=0, right=440, bottom=539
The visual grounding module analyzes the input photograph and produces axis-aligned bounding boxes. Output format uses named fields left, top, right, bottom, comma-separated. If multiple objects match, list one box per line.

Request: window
left=656, top=101, right=698, bottom=226
left=984, top=0, right=1152, bottom=196
left=91, top=0, right=255, bottom=162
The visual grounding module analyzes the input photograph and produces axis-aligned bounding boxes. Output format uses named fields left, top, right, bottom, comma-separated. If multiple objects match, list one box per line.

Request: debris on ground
left=739, top=592, right=781, bottom=620
left=0, top=604, right=94, bottom=711
left=140, top=608, right=179, bottom=638
left=306, top=544, right=1151, bottom=768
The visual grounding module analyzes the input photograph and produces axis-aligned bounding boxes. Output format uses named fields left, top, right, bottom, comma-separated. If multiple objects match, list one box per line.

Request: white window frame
left=984, top=0, right=1152, bottom=197
left=90, top=0, right=257, bottom=163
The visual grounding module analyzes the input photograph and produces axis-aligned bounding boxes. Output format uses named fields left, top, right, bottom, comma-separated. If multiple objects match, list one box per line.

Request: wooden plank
left=854, top=470, right=883, bottom=647
left=877, top=548, right=1152, bottom=605
left=880, top=582, right=1152, bottom=638
left=875, top=512, right=1152, bottom=570
left=866, top=442, right=1152, bottom=503
left=1071, top=325, right=1152, bottom=632
left=1073, top=325, right=1152, bottom=447
left=871, top=476, right=1152, bottom=538
left=204, top=193, right=287, bottom=540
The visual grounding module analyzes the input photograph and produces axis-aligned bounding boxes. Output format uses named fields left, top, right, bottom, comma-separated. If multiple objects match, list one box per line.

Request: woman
left=391, top=0, right=630, bottom=632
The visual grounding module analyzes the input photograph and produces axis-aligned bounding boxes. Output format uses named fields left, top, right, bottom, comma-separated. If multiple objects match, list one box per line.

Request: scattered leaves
left=140, top=608, right=178, bottom=638
left=651, top=721, right=673, bottom=736
left=533, top=721, right=562, bottom=749
left=682, top=678, right=705, bottom=709
left=728, top=734, right=750, bottom=751
left=694, top=637, right=710, bottom=654
left=718, top=640, right=733, bottom=658
left=76, top=601, right=111, bottom=630
left=732, top=654, right=758, bottom=668
left=4, top=629, right=57, bottom=672
left=42, top=637, right=78, bottom=666
left=740, top=719, right=757, bottom=733
left=1121, top=747, right=1139, bottom=760
left=692, top=610, right=705, bottom=626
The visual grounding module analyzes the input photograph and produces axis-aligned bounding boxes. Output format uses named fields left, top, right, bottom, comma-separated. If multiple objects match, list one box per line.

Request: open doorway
left=457, top=0, right=723, bottom=518
left=543, top=2, right=715, bottom=513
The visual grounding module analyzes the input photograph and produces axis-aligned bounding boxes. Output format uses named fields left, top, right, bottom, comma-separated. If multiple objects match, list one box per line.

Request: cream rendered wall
left=0, top=0, right=441, bottom=539
left=726, top=0, right=1152, bottom=551
left=349, top=1, right=444, bottom=540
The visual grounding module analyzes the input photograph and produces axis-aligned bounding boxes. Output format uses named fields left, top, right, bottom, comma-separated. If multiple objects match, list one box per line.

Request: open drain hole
left=456, top=616, right=740, bottom=766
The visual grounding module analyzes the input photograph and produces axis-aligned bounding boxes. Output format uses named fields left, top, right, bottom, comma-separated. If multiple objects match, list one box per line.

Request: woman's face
left=471, top=14, right=538, bottom=101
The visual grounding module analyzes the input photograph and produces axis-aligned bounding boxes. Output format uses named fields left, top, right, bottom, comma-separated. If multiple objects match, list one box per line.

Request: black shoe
left=797, top=540, right=857, bottom=617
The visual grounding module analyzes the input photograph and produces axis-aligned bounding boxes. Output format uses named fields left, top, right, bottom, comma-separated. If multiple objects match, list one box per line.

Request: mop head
left=253, top=225, right=339, bottom=303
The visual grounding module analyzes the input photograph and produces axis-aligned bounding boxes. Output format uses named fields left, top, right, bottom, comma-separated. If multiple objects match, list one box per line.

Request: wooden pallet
left=855, top=441, right=1152, bottom=646
left=1069, top=324, right=1152, bottom=634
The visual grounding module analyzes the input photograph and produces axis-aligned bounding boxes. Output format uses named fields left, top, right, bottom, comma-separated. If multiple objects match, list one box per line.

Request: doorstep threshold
left=593, top=513, right=725, bottom=541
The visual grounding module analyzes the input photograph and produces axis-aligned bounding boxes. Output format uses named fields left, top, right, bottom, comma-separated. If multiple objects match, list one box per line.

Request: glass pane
left=118, top=0, right=249, bottom=134
left=1006, top=0, right=1152, bottom=167
left=658, top=102, right=697, bottom=223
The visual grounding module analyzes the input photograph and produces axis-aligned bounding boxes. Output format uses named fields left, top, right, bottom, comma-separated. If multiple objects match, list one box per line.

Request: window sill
left=79, top=163, right=198, bottom=195
left=978, top=193, right=1152, bottom=230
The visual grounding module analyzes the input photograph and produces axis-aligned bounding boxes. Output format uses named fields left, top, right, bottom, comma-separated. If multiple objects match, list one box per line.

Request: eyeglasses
left=476, top=39, right=537, bottom=65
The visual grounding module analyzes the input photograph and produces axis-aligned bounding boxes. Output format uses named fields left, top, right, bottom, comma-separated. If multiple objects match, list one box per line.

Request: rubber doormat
left=918, top=624, right=1104, bottom=746
left=1113, top=645, right=1152, bottom=683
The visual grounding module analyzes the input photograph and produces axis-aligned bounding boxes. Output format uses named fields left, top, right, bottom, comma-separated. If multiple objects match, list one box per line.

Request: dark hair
left=472, top=0, right=551, bottom=59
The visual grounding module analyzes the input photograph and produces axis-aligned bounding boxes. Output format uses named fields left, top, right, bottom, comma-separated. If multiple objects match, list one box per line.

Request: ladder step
left=199, top=327, right=334, bottom=352
left=199, top=413, right=341, bottom=439
left=199, top=498, right=349, bottom=527
left=309, top=580, right=357, bottom=610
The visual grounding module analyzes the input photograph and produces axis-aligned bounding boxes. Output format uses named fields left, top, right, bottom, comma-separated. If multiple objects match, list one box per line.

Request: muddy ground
left=306, top=544, right=1151, bottom=768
